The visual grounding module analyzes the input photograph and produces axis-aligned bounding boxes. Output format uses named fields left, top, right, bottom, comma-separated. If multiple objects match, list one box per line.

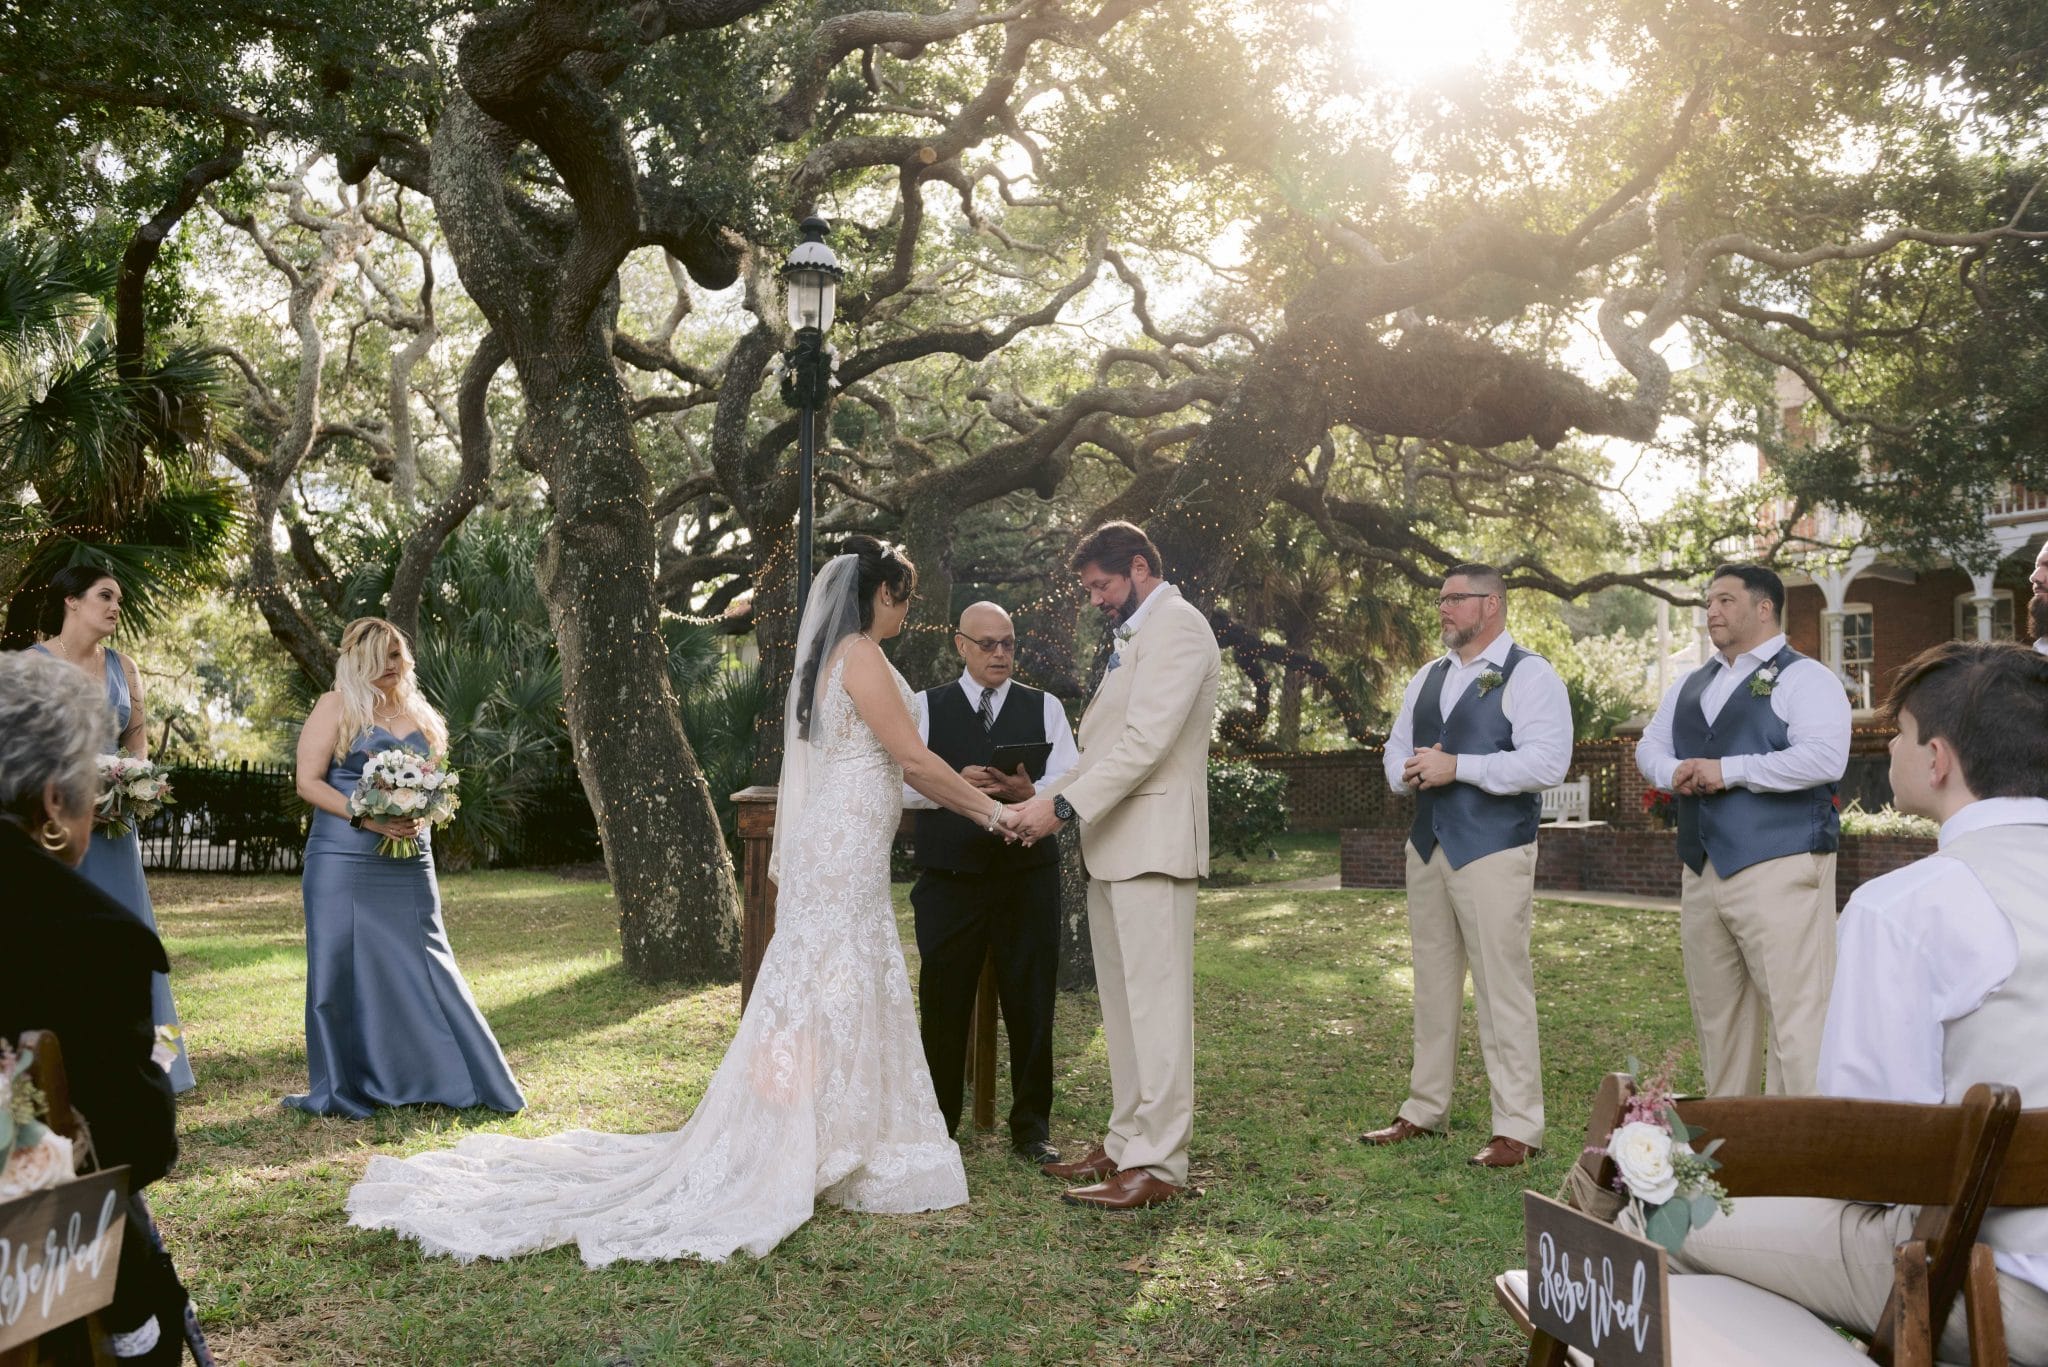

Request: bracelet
left=986, top=803, right=1006, bottom=832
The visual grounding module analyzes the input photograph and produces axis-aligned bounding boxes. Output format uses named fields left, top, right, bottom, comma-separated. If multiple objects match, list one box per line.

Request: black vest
left=914, top=681, right=1058, bottom=873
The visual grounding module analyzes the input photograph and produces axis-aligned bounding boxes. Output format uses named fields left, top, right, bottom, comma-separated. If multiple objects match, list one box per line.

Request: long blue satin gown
left=33, top=642, right=195, bottom=1093
left=285, top=725, right=524, bottom=1118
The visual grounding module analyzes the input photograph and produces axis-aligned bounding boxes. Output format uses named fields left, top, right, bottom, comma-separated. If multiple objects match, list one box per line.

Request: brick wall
left=1339, top=826, right=1935, bottom=909
left=1783, top=562, right=2035, bottom=713
left=1267, top=728, right=1899, bottom=834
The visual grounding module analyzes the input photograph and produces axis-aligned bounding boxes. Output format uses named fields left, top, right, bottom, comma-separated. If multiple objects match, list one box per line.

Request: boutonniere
left=1475, top=670, right=1505, bottom=697
left=1114, top=622, right=1135, bottom=642
left=1748, top=665, right=1780, bottom=697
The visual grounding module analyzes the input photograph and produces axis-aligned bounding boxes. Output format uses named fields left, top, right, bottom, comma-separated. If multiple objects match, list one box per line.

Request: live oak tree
left=6, top=0, right=2045, bottom=977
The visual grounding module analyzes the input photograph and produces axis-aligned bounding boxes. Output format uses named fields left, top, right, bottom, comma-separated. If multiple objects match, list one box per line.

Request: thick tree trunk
left=526, top=342, right=743, bottom=980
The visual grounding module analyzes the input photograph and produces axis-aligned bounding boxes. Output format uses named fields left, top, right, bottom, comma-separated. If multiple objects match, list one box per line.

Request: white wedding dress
left=345, top=654, right=968, bottom=1265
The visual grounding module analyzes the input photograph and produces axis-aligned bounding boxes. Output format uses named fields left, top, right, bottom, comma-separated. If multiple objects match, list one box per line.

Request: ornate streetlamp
left=777, top=215, right=844, bottom=621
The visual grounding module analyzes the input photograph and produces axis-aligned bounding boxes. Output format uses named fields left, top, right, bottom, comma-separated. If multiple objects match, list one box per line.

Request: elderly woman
left=0, top=650, right=196, bottom=1365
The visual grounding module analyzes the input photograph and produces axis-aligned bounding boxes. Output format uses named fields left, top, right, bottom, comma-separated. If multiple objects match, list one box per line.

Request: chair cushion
left=1498, top=1269, right=1871, bottom=1365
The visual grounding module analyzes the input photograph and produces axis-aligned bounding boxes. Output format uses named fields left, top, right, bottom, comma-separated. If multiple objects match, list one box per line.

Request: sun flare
left=1343, top=0, right=1520, bottom=81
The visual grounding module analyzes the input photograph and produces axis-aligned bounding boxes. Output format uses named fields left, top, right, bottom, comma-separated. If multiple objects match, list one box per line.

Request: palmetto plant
left=335, top=513, right=765, bottom=867
left=0, top=230, right=240, bottom=645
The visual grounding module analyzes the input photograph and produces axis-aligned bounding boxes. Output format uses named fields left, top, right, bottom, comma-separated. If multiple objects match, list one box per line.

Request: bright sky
left=1342, top=0, right=1520, bottom=80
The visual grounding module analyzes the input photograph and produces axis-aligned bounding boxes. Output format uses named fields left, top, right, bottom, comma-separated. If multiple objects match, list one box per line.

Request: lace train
left=345, top=656, right=967, bottom=1265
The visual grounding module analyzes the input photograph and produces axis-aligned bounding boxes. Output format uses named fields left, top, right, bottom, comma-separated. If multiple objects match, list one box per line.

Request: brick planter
left=1340, top=826, right=1938, bottom=910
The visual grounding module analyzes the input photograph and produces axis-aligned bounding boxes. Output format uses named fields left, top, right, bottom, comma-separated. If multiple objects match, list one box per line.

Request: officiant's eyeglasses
left=956, top=633, right=1017, bottom=654
left=1435, top=592, right=1495, bottom=607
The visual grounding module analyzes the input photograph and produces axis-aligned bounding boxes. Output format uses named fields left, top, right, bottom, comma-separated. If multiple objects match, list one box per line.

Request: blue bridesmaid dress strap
left=30, top=641, right=131, bottom=733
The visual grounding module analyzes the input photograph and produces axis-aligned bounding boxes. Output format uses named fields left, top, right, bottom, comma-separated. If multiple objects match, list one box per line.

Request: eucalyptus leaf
left=1690, top=1193, right=1719, bottom=1228
left=16, top=1117, right=47, bottom=1149
left=0, top=1109, right=13, bottom=1151
left=1644, top=1199, right=1691, bottom=1256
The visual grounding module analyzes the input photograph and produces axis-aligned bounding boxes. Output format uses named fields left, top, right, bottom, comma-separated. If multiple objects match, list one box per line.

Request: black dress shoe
left=1013, top=1139, right=1061, bottom=1167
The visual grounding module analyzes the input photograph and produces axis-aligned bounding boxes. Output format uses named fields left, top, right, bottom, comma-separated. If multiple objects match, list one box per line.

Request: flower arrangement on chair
left=1597, top=1051, right=1730, bottom=1254
left=0, top=1039, right=76, bottom=1201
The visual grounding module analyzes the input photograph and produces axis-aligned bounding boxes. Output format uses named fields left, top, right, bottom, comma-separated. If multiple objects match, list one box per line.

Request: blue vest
left=1672, top=645, right=1840, bottom=877
left=1408, top=646, right=1541, bottom=869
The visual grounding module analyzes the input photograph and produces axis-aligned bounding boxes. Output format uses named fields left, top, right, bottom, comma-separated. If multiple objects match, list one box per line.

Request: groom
left=1011, top=521, right=1221, bottom=1211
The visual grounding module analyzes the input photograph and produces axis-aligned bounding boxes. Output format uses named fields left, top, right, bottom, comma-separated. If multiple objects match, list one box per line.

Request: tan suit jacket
left=1045, top=584, right=1221, bottom=882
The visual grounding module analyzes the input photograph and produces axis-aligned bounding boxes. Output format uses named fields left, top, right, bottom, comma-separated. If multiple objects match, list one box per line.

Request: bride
left=346, top=536, right=1023, bottom=1265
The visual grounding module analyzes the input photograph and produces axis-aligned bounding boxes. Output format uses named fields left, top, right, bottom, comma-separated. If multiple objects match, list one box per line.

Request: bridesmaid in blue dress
left=286, top=616, right=524, bottom=1118
left=31, top=566, right=196, bottom=1093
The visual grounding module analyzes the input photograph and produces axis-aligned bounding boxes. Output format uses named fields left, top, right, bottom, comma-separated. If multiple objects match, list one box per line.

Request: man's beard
left=1440, top=620, right=1478, bottom=652
left=1111, top=582, right=1140, bottom=623
left=2031, top=592, right=2048, bottom=642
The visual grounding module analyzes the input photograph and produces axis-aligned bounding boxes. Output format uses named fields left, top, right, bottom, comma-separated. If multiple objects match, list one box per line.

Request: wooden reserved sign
left=1522, top=1190, right=1671, bottom=1367
left=0, top=1167, right=129, bottom=1352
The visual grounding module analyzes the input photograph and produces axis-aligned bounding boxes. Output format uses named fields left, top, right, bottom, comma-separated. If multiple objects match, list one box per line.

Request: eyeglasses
left=955, top=633, right=1017, bottom=655
left=1435, top=592, right=1494, bottom=607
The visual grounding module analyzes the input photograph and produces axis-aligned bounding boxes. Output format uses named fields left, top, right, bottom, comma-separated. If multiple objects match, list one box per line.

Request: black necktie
left=979, top=686, right=997, bottom=732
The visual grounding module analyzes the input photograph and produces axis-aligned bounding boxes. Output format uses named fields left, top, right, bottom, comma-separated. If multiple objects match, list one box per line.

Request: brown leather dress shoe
left=1468, top=1135, right=1537, bottom=1168
left=1042, top=1144, right=1116, bottom=1182
left=1061, top=1168, right=1183, bottom=1211
left=1359, top=1117, right=1443, bottom=1146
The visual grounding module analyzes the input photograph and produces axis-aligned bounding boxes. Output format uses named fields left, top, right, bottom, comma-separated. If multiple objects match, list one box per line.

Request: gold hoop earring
left=37, top=818, right=69, bottom=854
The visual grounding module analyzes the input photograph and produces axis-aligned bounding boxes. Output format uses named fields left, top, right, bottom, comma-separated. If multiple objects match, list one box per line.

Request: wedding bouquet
left=348, top=749, right=461, bottom=858
left=1598, top=1051, right=1730, bottom=1254
left=96, top=754, right=175, bottom=838
left=0, top=1039, right=76, bottom=1202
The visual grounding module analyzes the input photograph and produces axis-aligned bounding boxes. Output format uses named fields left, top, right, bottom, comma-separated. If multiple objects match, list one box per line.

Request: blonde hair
left=333, top=617, right=448, bottom=760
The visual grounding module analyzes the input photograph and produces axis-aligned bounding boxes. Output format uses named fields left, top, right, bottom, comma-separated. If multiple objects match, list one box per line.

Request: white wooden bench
left=1539, top=778, right=1591, bottom=824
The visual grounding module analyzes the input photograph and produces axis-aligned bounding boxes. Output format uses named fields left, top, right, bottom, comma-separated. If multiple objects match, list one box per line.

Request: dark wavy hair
left=40, top=564, right=120, bottom=638
left=794, top=535, right=917, bottom=739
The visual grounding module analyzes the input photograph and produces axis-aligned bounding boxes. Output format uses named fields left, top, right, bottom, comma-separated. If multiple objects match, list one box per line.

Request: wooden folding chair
left=0, top=1031, right=118, bottom=1367
left=1959, top=1107, right=2048, bottom=1367
left=1495, top=1075, right=2021, bottom=1367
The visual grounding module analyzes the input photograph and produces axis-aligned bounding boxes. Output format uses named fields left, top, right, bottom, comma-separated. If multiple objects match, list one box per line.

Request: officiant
left=904, top=600, right=1078, bottom=1166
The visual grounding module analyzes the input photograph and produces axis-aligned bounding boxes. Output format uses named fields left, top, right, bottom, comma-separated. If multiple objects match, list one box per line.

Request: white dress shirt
left=1382, top=631, right=1573, bottom=797
left=2035, top=636, right=2047, bottom=657
left=1634, top=633, right=1851, bottom=792
left=903, top=670, right=1080, bottom=808
left=1817, top=796, right=2048, bottom=1292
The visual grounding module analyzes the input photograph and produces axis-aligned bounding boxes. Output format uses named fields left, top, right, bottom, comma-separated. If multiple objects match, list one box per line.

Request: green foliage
left=1838, top=800, right=1940, bottom=840
left=1206, top=757, right=1289, bottom=860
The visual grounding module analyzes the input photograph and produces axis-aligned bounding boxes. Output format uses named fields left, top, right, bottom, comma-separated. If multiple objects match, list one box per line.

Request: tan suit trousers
left=1396, top=840, right=1545, bottom=1149
left=1088, top=871, right=1197, bottom=1185
left=1673, top=1196, right=2048, bottom=1366
left=1680, top=851, right=1836, bottom=1097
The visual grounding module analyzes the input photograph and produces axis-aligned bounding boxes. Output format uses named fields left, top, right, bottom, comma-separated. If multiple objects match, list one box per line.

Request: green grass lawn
left=147, top=857, right=1697, bottom=1365
left=1202, top=831, right=1342, bottom=886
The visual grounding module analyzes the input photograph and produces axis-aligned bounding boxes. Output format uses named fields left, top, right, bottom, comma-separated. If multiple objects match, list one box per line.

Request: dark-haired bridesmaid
left=31, top=565, right=195, bottom=1093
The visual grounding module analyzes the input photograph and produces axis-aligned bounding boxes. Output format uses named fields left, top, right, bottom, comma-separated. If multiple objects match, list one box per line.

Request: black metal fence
left=137, top=761, right=605, bottom=874
left=139, top=761, right=308, bottom=873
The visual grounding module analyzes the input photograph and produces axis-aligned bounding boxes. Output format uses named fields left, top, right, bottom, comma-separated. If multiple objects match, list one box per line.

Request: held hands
left=964, top=763, right=1035, bottom=802
left=367, top=816, right=421, bottom=840
left=1670, top=758, right=1726, bottom=795
left=1400, top=743, right=1458, bottom=791
left=1005, top=796, right=1065, bottom=846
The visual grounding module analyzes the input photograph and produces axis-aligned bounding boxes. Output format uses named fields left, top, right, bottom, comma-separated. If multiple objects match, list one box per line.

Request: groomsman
left=2030, top=540, right=2047, bottom=655
left=1361, top=563, right=1571, bottom=1170
left=904, top=600, right=1078, bottom=1166
left=1011, top=522, right=1221, bottom=1210
left=1671, top=640, right=2048, bottom=1362
left=1635, top=563, right=1850, bottom=1097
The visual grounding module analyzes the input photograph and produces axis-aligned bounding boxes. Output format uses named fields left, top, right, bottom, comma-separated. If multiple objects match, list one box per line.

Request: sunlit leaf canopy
left=4, top=0, right=2043, bottom=970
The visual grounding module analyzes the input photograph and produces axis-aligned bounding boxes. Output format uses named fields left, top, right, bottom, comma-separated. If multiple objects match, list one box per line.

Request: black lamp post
left=777, top=215, right=844, bottom=623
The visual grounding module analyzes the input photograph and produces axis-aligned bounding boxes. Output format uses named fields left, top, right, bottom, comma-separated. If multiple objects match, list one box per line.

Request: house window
left=1955, top=590, right=2015, bottom=641
left=1840, top=605, right=1875, bottom=711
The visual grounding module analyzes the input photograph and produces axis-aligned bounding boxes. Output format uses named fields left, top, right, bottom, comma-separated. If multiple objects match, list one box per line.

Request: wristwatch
left=349, top=813, right=366, bottom=829
left=1052, top=795, right=1076, bottom=823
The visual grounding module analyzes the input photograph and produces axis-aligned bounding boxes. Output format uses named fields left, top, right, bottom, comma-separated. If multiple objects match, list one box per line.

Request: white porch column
left=1808, top=547, right=1877, bottom=682
left=1968, top=570, right=1998, bottom=641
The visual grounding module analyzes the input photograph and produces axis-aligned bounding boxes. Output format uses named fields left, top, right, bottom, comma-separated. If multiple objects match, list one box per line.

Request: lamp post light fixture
left=777, top=215, right=844, bottom=623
